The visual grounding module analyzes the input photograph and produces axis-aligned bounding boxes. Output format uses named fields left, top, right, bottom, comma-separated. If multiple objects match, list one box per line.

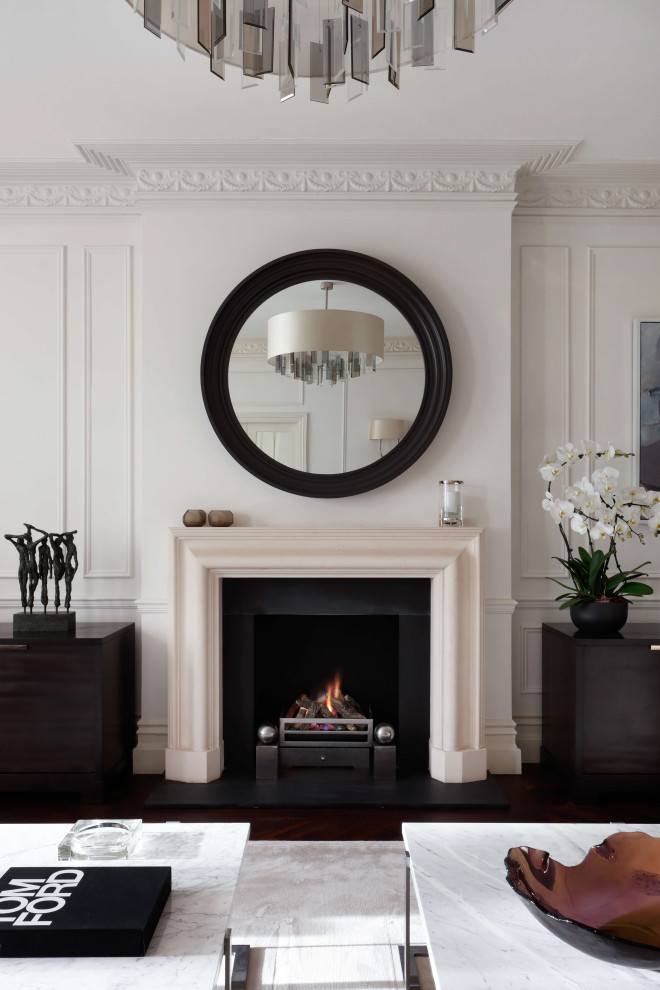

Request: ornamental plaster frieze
left=0, top=169, right=517, bottom=208
left=516, top=184, right=660, bottom=212
left=0, top=139, right=580, bottom=208
left=516, top=163, right=660, bottom=213
left=0, top=184, right=138, bottom=209
left=135, top=166, right=519, bottom=196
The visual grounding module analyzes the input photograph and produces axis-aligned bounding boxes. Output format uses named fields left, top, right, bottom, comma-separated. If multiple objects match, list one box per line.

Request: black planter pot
left=569, top=600, right=629, bottom=635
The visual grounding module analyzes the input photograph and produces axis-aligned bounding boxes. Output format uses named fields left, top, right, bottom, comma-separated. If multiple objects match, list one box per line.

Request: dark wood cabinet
left=542, top=622, right=660, bottom=801
left=0, top=622, right=136, bottom=801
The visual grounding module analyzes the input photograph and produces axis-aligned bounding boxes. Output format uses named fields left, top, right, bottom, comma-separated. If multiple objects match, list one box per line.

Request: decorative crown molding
left=5, top=145, right=660, bottom=212
left=0, top=185, right=137, bottom=209
left=0, top=139, right=579, bottom=208
left=75, top=139, right=580, bottom=173
left=516, top=163, right=660, bottom=214
left=517, top=184, right=660, bottom=212
left=136, top=166, right=518, bottom=197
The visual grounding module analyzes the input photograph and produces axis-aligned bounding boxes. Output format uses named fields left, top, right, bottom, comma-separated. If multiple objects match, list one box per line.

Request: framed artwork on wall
left=634, top=320, right=660, bottom=490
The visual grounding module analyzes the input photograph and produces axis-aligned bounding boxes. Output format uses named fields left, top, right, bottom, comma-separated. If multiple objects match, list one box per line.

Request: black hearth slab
left=144, top=770, right=509, bottom=809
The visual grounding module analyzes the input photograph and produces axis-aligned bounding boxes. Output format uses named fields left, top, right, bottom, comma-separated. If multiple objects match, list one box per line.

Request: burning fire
left=324, top=672, right=343, bottom=715
left=287, top=672, right=366, bottom=730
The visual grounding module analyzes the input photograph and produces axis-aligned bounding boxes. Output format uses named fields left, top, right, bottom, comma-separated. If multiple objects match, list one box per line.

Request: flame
left=324, top=671, right=342, bottom=714
left=325, top=686, right=336, bottom=715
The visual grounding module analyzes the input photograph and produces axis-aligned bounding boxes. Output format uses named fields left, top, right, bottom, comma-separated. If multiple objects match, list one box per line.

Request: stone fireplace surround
left=166, top=527, right=485, bottom=785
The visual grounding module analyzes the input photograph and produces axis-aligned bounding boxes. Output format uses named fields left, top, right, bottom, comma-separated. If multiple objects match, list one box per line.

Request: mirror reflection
left=228, top=280, right=425, bottom=474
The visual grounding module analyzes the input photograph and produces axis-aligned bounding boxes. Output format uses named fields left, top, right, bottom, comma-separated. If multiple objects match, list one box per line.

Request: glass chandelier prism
left=126, top=0, right=517, bottom=103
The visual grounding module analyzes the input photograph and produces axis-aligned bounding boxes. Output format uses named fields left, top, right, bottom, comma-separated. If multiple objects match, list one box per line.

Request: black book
left=0, top=866, right=171, bottom=957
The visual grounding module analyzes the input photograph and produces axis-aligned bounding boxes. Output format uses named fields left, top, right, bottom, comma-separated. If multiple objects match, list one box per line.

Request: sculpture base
left=13, top=611, right=76, bottom=633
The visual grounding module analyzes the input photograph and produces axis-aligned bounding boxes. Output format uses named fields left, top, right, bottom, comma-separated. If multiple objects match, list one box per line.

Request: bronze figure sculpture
left=3, top=532, right=30, bottom=610
left=62, top=531, right=78, bottom=612
left=4, top=523, right=79, bottom=631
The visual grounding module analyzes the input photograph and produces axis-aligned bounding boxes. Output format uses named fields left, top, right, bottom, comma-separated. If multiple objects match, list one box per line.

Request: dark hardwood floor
left=2, top=765, right=660, bottom=839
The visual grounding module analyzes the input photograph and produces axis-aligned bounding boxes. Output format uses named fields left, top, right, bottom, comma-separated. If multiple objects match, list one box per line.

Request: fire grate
left=279, top=717, right=373, bottom=747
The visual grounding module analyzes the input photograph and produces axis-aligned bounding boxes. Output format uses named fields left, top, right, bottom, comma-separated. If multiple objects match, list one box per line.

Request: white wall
left=512, top=213, right=660, bottom=761
left=0, top=195, right=517, bottom=772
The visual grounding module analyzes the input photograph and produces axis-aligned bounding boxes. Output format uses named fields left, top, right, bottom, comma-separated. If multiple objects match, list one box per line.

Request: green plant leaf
left=578, top=546, right=592, bottom=565
left=618, top=582, right=654, bottom=597
left=549, top=579, right=581, bottom=593
left=605, top=573, right=626, bottom=592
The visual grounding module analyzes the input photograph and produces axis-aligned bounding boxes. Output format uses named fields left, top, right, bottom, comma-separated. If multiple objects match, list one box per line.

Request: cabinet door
left=581, top=645, right=660, bottom=773
left=0, top=645, right=97, bottom=773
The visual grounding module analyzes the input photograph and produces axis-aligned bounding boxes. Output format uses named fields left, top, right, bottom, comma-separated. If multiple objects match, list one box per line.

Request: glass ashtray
left=58, top=819, right=142, bottom=860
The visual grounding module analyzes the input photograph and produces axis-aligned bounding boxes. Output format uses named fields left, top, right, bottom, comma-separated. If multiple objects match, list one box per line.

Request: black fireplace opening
left=254, top=615, right=397, bottom=728
left=222, top=578, right=431, bottom=775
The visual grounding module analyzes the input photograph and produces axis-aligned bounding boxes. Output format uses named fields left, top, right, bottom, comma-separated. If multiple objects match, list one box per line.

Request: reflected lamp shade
left=369, top=419, right=410, bottom=441
left=370, top=418, right=410, bottom=457
left=268, top=309, right=384, bottom=386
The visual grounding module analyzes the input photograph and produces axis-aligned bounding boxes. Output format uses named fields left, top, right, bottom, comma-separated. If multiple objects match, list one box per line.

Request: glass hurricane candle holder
left=439, top=480, right=463, bottom=527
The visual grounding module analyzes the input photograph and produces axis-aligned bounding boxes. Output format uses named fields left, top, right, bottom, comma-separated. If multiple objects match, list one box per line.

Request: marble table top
left=0, top=821, right=250, bottom=990
left=403, top=822, right=660, bottom=990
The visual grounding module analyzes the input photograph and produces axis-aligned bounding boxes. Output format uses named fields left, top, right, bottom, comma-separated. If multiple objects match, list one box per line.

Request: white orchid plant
left=540, top=441, right=658, bottom=609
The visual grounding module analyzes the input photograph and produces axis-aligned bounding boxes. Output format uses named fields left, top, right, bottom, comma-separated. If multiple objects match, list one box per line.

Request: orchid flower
left=556, top=443, right=578, bottom=464
left=540, top=461, right=563, bottom=482
left=592, top=465, right=619, bottom=495
left=590, top=519, right=614, bottom=541
left=580, top=439, right=600, bottom=457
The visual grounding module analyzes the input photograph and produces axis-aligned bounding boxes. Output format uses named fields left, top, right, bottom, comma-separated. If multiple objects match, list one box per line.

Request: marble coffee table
left=0, top=821, right=250, bottom=989
left=403, top=822, right=660, bottom=990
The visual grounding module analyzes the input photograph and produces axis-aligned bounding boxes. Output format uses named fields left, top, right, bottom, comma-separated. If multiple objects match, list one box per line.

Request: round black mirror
left=201, top=249, right=452, bottom=498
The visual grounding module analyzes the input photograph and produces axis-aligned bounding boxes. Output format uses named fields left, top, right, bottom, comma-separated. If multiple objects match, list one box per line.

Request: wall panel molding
left=520, top=627, right=543, bottom=695
left=519, top=246, right=570, bottom=580
left=0, top=245, right=66, bottom=577
left=83, top=245, right=134, bottom=578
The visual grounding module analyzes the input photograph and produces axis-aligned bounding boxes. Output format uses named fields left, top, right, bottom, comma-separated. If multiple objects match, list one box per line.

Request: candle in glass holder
left=439, top=480, right=464, bottom=527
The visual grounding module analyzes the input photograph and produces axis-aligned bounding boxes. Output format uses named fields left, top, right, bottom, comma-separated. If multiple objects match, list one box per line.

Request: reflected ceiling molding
left=231, top=335, right=421, bottom=356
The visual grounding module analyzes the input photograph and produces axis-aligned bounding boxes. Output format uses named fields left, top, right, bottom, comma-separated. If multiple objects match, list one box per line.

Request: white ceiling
left=2, top=0, right=660, bottom=163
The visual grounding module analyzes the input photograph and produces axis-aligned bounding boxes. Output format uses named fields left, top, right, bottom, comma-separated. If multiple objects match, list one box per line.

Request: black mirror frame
left=201, top=249, right=452, bottom=498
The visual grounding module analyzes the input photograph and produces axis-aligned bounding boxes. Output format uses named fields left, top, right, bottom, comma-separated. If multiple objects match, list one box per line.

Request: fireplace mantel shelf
left=167, top=526, right=485, bottom=785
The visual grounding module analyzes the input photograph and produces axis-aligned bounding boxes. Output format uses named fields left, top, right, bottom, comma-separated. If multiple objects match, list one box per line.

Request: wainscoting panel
left=0, top=246, right=65, bottom=578
left=83, top=245, right=134, bottom=578
left=519, top=246, right=569, bottom=581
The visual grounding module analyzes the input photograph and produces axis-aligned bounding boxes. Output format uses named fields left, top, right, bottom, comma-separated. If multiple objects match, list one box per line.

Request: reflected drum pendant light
left=268, top=282, right=384, bottom=386
left=124, top=1, right=517, bottom=104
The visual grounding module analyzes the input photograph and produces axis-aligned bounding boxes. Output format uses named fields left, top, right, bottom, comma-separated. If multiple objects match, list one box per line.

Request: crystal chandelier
left=126, top=1, right=516, bottom=103
left=267, top=282, right=384, bottom=385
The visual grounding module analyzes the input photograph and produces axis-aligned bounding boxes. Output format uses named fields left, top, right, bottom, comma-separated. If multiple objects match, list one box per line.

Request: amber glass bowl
left=505, top=832, right=660, bottom=969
